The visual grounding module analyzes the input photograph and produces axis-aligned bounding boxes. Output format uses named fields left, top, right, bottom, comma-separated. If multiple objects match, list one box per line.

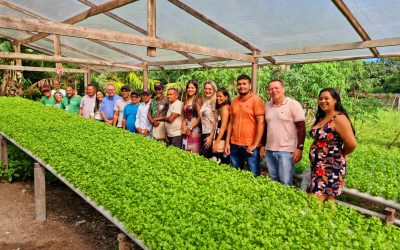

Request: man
left=62, top=86, right=82, bottom=114
left=147, top=82, right=169, bottom=141
left=79, top=84, right=96, bottom=118
left=100, top=84, right=122, bottom=125
left=122, top=90, right=141, bottom=133
left=225, top=74, right=265, bottom=177
left=163, top=88, right=183, bottom=148
left=51, top=79, right=66, bottom=96
left=261, top=79, right=306, bottom=186
left=40, top=86, right=55, bottom=106
left=113, top=85, right=131, bottom=127
left=135, top=89, right=153, bottom=136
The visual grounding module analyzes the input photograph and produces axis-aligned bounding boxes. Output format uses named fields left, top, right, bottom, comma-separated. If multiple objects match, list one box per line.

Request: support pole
left=34, top=162, right=46, bottom=222
left=118, top=233, right=132, bottom=250
left=84, top=69, right=91, bottom=89
left=0, top=135, right=8, bottom=170
left=143, top=66, right=149, bottom=89
left=147, top=0, right=156, bottom=57
left=12, top=42, right=21, bottom=66
left=251, top=51, right=259, bottom=94
left=54, top=35, right=62, bottom=76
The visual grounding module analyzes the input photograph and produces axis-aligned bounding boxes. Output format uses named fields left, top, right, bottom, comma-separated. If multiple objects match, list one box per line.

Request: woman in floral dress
left=309, top=88, right=357, bottom=202
left=181, top=80, right=202, bottom=153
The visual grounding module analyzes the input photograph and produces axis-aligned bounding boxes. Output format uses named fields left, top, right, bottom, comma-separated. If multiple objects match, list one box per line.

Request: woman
left=53, top=91, right=64, bottom=109
left=181, top=80, right=202, bottom=153
left=309, top=88, right=357, bottom=202
left=200, top=80, right=217, bottom=158
left=93, top=90, right=105, bottom=121
left=212, top=88, right=231, bottom=164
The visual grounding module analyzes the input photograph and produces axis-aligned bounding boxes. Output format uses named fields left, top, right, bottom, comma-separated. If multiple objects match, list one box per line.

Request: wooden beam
left=147, top=0, right=156, bottom=57
left=143, top=66, right=149, bottom=89
left=53, top=34, right=62, bottom=73
left=34, top=162, right=46, bottom=222
left=0, top=52, right=143, bottom=70
left=332, top=0, right=379, bottom=57
left=19, top=0, right=137, bottom=44
left=88, top=39, right=145, bottom=62
left=80, top=0, right=211, bottom=67
left=258, top=37, right=400, bottom=57
left=0, top=65, right=89, bottom=73
left=167, top=0, right=276, bottom=64
left=148, top=56, right=225, bottom=66
left=0, top=14, right=255, bottom=62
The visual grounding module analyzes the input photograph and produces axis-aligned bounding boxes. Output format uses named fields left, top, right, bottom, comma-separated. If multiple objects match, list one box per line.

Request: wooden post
left=34, top=162, right=46, bottom=222
left=0, top=135, right=8, bottom=170
left=54, top=34, right=63, bottom=76
left=84, top=69, right=91, bottom=89
left=143, top=66, right=149, bottom=89
left=118, top=233, right=131, bottom=250
left=385, top=207, right=396, bottom=223
left=147, top=0, right=156, bottom=57
left=12, top=42, right=21, bottom=66
left=251, top=51, right=258, bottom=94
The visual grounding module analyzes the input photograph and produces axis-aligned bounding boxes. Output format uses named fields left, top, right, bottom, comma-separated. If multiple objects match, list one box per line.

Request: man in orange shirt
left=225, top=74, right=265, bottom=176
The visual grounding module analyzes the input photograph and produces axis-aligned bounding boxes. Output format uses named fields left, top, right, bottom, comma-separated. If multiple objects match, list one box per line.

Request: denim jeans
left=266, top=150, right=294, bottom=185
left=230, top=144, right=260, bottom=177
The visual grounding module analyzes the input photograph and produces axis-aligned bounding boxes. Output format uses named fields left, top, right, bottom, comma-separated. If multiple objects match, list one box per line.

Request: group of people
left=40, top=74, right=357, bottom=202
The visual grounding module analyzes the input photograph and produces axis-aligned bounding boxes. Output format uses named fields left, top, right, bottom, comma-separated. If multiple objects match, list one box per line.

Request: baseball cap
left=42, top=86, right=51, bottom=92
left=130, top=90, right=140, bottom=96
left=141, top=88, right=151, bottom=95
left=154, top=82, right=164, bottom=89
left=121, top=85, right=131, bottom=92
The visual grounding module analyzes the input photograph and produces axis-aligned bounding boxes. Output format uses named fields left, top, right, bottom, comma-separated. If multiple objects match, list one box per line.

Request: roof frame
left=331, top=0, right=380, bottom=57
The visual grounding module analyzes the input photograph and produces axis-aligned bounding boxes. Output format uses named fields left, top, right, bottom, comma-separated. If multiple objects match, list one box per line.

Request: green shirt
left=41, top=96, right=55, bottom=107
left=54, top=103, right=65, bottom=109
left=62, top=96, right=82, bottom=114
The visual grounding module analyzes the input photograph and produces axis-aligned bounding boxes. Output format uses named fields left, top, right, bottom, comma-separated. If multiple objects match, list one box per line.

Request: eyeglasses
left=106, top=89, right=114, bottom=92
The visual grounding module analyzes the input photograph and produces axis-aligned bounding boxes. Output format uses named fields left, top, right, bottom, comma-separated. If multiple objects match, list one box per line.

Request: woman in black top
left=212, top=88, right=231, bottom=164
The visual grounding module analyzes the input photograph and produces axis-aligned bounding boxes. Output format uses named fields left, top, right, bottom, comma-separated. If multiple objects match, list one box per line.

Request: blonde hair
left=202, top=80, right=217, bottom=105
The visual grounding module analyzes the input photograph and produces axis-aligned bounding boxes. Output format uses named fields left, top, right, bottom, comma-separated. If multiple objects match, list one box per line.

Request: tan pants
left=152, top=121, right=167, bottom=140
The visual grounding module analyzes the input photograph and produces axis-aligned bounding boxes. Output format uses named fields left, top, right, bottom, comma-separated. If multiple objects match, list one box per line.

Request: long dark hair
left=183, top=79, right=199, bottom=117
left=314, top=88, right=355, bottom=135
left=215, top=88, right=231, bottom=110
left=94, top=90, right=105, bottom=112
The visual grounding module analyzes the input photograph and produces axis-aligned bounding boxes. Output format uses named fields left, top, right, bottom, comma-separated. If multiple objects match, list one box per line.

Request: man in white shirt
left=51, top=79, right=66, bottom=96
left=135, top=89, right=153, bottom=136
left=79, top=84, right=96, bottom=118
left=164, top=88, right=183, bottom=148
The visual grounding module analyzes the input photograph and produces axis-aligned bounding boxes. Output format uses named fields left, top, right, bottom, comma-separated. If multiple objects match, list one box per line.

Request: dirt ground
left=0, top=180, right=122, bottom=250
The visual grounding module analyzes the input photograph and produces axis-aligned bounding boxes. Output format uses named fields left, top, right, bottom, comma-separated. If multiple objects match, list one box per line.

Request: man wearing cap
left=40, top=86, right=55, bottom=107
left=147, top=82, right=169, bottom=141
left=135, top=89, right=153, bottom=136
left=100, top=84, right=122, bottom=125
left=50, top=79, right=66, bottom=97
left=62, top=86, right=82, bottom=114
left=122, top=90, right=141, bottom=133
left=113, top=85, right=131, bottom=127
left=79, top=84, right=97, bottom=118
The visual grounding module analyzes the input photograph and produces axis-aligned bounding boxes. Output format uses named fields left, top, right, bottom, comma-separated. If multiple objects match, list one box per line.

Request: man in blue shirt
left=123, top=90, right=141, bottom=132
left=100, top=84, right=122, bottom=125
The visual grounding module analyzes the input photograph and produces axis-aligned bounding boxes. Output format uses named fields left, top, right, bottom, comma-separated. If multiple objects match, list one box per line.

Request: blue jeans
left=230, top=144, right=260, bottom=177
left=266, top=151, right=294, bottom=185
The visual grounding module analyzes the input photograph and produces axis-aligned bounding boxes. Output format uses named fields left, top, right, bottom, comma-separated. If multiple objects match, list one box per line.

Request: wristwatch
left=297, top=144, right=304, bottom=150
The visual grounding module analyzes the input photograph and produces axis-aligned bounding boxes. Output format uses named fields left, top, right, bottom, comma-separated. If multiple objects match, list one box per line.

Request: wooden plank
left=0, top=14, right=255, bottom=62
left=34, top=162, right=46, bottom=222
left=0, top=135, right=8, bottom=170
left=147, top=0, right=156, bottom=57
left=0, top=52, right=143, bottom=70
left=331, top=0, right=379, bottom=57
left=19, top=0, right=137, bottom=44
left=0, top=65, right=88, bottom=73
left=252, top=52, right=258, bottom=94
left=259, top=37, right=400, bottom=57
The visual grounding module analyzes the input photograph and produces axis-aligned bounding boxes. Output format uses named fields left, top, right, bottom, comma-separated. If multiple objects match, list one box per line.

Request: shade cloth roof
left=0, top=0, right=400, bottom=72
